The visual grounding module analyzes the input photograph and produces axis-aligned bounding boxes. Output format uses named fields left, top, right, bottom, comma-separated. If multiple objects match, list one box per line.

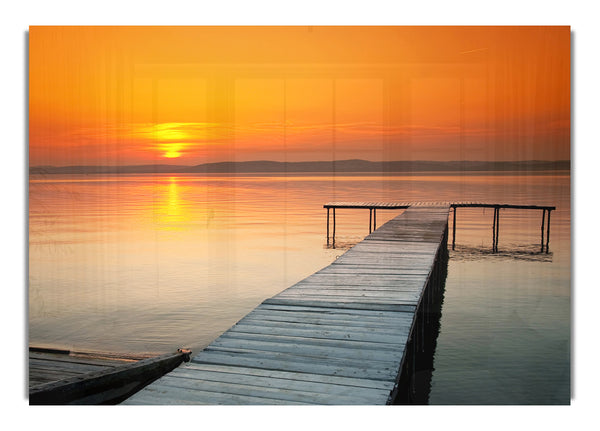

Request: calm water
left=28, top=172, right=570, bottom=404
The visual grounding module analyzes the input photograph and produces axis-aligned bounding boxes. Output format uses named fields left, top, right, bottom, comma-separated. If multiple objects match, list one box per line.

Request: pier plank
left=124, top=385, right=312, bottom=405
left=190, top=349, right=400, bottom=381
left=208, top=337, right=405, bottom=363
left=245, top=308, right=414, bottom=326
left=157, top=374, right=387, bottom=405
left=168, top=367, right=390, bottom=401
left=179, top=362, right=394, bottom=390
left=218, top=332, right=405, bottom=353
left=227, top=321, right=410, bottom=344
left=261, top=297, right=417, bottom=312
left=231, top=316, right=413, bottom=337
left=256, top=303, right=414, bottom=318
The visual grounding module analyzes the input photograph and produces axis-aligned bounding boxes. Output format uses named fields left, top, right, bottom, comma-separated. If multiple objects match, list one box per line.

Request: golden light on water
left=154, top=176, right=192, bottom=230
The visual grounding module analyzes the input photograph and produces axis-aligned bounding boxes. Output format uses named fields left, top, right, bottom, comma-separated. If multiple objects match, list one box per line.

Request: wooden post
left=452, top=206, right=456, bottom=250
left=540, top=209, right=546, bottom=252
left=332, top=207, right=336, bottom=249
left=327, top=207, right=330, bottom=244
left=374, top=208, right=377, bottom=231
left=546, top=209, right=551, bottom=253
left=369, top=208, right=372, bottom=234
left=492, top=207, right=497, bottom=252
left=495, top=207, right=500, bottom=252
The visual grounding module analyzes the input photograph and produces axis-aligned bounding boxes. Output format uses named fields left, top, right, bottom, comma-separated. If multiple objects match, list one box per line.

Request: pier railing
left=324, top=201, right=556, bottom=253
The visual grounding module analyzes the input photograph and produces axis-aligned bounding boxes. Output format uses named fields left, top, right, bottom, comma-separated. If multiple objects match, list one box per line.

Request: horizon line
left=29, top=159, right=571, bottom=169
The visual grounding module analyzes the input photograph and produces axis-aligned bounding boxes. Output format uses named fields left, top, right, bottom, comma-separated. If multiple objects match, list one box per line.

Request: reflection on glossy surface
left=28, top=172, right=570, bottom=404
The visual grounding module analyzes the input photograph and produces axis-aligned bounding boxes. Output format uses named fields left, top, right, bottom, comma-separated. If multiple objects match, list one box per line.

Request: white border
left=3, top=1, right=598, bottom=429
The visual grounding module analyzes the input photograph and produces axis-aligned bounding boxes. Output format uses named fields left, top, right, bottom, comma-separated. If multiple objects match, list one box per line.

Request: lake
left=28, top=171, right=570, bottom=404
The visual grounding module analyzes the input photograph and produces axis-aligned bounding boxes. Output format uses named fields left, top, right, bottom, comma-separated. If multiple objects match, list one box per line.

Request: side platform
left=122, top=205, right=450, bottom=405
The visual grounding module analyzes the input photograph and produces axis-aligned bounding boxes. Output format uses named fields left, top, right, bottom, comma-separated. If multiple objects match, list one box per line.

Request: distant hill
left=29, top=159, right=570, bottom=175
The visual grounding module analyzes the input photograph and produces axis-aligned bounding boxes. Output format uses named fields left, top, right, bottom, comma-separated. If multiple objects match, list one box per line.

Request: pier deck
left=29, top=348, right=191, bottom=405
left=29, top=348, right=135, bottom=389
left=123, top=205, right=450, bottom=405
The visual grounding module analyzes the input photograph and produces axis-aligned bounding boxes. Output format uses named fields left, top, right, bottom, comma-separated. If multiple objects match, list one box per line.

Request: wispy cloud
left=460, top=47, right=488, bottom=55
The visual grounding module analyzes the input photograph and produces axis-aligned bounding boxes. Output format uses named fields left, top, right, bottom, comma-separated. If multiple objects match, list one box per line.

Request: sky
left=29, top=26, right=571, bottom=166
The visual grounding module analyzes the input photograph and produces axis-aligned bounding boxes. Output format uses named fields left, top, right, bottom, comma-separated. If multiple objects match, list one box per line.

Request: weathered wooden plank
left=334, top=254, right=436, bottom=263
left=167, top=366, right=391, bottom=403
left=223, top=328, right=408, bottom=350
left=299, top=279, right=428, bottom=286
left=274, top=288, right=421, bottom=298
left=278, top=288, right=423, bottom=298
left=349, top=248, right=438, bottom=256
left=227, top=322, right=410, bottom=344
left=28, top=368, right=83, bottom=382
left=191, top=349, right=400, bottom=381
left=298, top=272, right=429, bottom=280
left=123, top=385, right=312, bottom=405
left=289, top=278, right=426, bottom=288
left=329, top=262, right=434, bottom=271
left=353, top=241, right=440, bottom=251
left=219, top=331, right=405, bottom=353
left=297, top=273, right=429, bottom=283
left=314, top=267, right=431, bottom=276
left=208, top=337, right=405, bottom=364
left=272, top=293, right=420, bottom=305
left=263, top=297, right=415, bottom=312
left=235, top=315, right=413, bottom=334
left=29, top=358, right=109, bottom=374
left=240, top=315, right=411, bottom=331
left=257, top=303, right=414, bottom=318
left=287, top=284, right=425, bottom=293
left=31, top=351, right=188, bottom=405
left=157, top=373, right=388, bottom=405
left=245, top=308, right=414, bottom=326
left=29, top=352, right=133, bottom=368
left=178, top=362, right=395, bottom=390
left=273, top=289, right=419, bottom=307
left=262, top=297, right=417, bottom=312
left=331, top=260, right=435, bottom=269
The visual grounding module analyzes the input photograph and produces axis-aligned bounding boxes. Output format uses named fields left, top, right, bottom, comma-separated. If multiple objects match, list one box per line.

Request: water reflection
left=29, top=173, right=569, bottom=404
left=323, top=237, right=364, bottom=251
left=451, top=245, right=553, bottom=262
left=153, top=177, right=190, bottom=231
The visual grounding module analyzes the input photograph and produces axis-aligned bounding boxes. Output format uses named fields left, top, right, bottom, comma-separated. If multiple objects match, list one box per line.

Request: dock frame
left=324, top=201, right=556, bottom=253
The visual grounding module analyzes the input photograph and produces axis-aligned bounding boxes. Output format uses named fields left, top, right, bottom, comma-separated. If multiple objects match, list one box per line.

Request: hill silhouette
left=29, top=159, right=570, bottom=175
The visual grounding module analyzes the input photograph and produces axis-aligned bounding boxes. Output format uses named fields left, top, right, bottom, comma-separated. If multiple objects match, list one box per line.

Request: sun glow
left=136, top=123, right=213, bottom=159
left=162, top=143, right=183, bottom=158
left=29, top=27, right=571, bottom=165
left=153, top=124, right=190, bottom=141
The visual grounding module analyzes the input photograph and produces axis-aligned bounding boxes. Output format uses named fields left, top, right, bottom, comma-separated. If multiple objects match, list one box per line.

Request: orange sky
left=29, top=26, right=570, bottom=166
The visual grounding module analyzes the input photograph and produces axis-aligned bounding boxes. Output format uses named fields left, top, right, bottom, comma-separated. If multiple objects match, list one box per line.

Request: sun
left=162, top=143, right=183, bottom=158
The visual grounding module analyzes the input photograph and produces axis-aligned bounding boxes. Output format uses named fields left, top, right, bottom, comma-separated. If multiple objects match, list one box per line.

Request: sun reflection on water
left=152, top=176, right=198, bottom=232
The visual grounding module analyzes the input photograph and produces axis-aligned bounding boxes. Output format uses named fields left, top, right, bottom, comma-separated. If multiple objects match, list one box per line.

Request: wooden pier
left=123, top=204, right=450, bottom=405
left=29, top=347, right=191, bottom=405
left=324, top=201, right=555, bottom=253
